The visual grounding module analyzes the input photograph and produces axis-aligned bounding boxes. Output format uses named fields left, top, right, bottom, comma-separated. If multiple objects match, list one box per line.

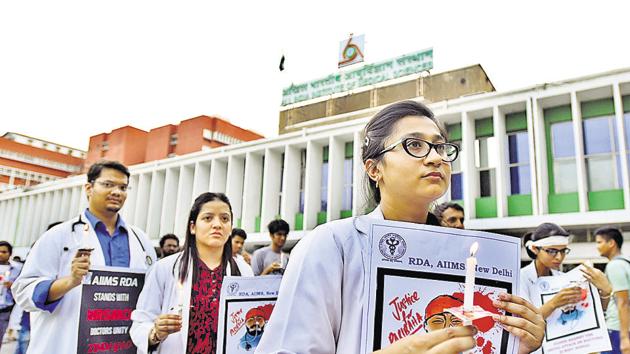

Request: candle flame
left=469, top=242, right=479, bottom=257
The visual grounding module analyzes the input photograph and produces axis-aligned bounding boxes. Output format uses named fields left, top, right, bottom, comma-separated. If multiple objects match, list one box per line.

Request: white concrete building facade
left=2, top=67, right=630, bottom=264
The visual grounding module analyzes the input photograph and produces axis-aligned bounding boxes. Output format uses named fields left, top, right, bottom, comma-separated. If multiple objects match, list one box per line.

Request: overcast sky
left=0, top=0, right=627, bottom=151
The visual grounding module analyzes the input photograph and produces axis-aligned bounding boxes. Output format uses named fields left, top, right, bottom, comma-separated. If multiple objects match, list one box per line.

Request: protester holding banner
left=520, top=223, right=612, bottom=353
left=256, top=100, right=545, bottom=354
left=12, top=161, right=157, bottom=354
left=520, top=223, right=612, bottom=316
left=131, top=192, right=253, bottom=354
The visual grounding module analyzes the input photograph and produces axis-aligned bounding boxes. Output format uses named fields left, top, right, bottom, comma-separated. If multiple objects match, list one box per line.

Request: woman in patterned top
left=131, top=192, right=253, bottom=354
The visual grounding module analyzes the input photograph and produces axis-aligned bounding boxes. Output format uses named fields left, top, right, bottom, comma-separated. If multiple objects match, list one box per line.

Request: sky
left=0, top=0, right=628, bottom=151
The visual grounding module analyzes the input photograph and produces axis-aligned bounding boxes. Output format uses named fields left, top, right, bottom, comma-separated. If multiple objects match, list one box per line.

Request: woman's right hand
left=153, top=314, right=182, bottom=340
left=373, top=325, right=477, bottom=354
left=550, top=287, right=582, bottom=308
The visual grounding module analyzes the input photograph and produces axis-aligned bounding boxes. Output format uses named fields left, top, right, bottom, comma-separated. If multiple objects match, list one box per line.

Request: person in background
left=251, top=219, right=290, bottom=276
left=159, top=234, right=180, bottom=259
left=520, top=223, right=612, bottom=354
left=0, top=241, right=20, bottom=350
left=231, top=228, right=251, bottom=265
left=12, top=161, right=157, bottom=354
left=433, top=201, right=465, bottom=229
left=256, top=100, right=545, bottom=354
left=595, top=226, right=630, bottom=354
left=131, top=192, right=253, bottom=354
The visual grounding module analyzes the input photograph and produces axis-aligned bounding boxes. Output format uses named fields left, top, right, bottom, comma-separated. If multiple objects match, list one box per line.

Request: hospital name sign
left=282, top=48, right=433, bottom=106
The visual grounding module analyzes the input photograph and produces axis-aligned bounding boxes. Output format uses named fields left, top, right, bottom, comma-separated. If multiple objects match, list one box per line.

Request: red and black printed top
left=187, top=261, right=224, bottom=354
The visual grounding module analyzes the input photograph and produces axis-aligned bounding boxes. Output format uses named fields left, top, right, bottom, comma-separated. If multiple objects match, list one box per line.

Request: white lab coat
left=130, top=252, right=253, bottom=354
left=255, top=207, right=388, bottom=354
left=12, top=211, right=157, bottom=354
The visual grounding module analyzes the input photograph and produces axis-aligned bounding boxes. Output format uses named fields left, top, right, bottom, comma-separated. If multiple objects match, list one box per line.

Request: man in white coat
left=12, top=160, right=157, bottom=354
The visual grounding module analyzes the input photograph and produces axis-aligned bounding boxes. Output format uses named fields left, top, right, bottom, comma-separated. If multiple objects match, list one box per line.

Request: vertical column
left=225, top=155, right=245, bottom=226
left=352, top=131, right=367, bottom=216
left=0, top=202, right=7, bottom=240
left=174, top=165, right=194, bottom=239
left=280, top=145, right=300, bottom=229
left=21, top=195, right=36, bottom=245
left=613, top=83, right=630, bottom=209
left=59, top=188, right=71, bottom=221
left=134, top=173, right=152, bottom=231
left=327, top=136, right=344, bottom=221
left=532, top=98, right=549, bottom=214
left=159, top=168, right=180, bottom=235
left=241, top=152, right=263, bottom=232
left=209, top=160, right=227, bottom=194
left=122, top=174, right=139, bottom=223
left=303, top=140, right=323, bottom=230
left=526, top=98, right=540, bottom=215
left=261, top=148, right=282, bottom=227
left=192, top=162, right=211, bottom=200
left=493, top=106, right=508, bottom=218
left=12, top=198, right=26, bottom=246
left=146, top=170, right=166, bottom=239
left=39, top=192, right=54, bottom=236
left=31, top=194, right=45, bottom=245
left=78, top=186, right=89, bottom=213
left=461, top=112, right=477, bottom=219
left=69, top=186, right=82, bottom=218
left=50, top=190, right=62, bottom=224
left=571, top=91, right=589, bottom=212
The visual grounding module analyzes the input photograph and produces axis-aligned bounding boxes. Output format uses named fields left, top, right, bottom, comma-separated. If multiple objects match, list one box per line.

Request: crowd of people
left=0, top=100, right=627, bottom=353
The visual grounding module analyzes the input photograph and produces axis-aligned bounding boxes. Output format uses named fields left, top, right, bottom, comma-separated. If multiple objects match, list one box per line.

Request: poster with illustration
left=216, top=276, right=282, bottom=354
left=537, top=267, right=611, bottom=354
left=364, top=221, right=521, bottom=354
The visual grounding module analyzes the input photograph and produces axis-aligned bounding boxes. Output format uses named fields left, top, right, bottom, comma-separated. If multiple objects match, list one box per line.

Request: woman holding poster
left=520, top=223, right=612, bottom=353
left=130, top=192, right=253, bottom=354
left=256, top=100, right=546, bottom=354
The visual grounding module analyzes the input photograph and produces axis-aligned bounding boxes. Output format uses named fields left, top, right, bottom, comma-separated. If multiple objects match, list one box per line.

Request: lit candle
left=464, top=242, right=479, bottom=312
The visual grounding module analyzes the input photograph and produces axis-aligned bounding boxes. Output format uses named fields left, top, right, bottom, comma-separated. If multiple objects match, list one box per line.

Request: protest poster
left=363, top=221, right=521, bottom=354
left=216, top=276, right=282, bottom=354
left=77, top=266, right=145, bottom=354
left=537, top=266, right=611, bottom=354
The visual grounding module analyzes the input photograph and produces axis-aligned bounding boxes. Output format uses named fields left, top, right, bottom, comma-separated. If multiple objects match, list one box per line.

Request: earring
left=376, top=179, right=379, bottom=189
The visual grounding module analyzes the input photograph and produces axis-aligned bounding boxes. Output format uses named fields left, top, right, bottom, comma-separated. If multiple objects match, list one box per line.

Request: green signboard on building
left=282, top=48, right=433, bottom=106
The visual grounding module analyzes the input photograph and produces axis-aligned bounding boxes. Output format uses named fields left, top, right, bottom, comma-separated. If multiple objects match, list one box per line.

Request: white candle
left=464, top=242, right=479, bottom=312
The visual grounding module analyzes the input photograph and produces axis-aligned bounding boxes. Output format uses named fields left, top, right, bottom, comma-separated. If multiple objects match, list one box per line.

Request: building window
left=583, top=115, right=621, bottom=191
left=475, top=136, right=497, bottom=197
left=551, top=121, right=578, bottom=193
left=450, top=140, right=463, bottom=200
left=507, top=131, right=531, bottom=195
left=169, top=134, right=178, bottom=146
left=101, top=142, right=109, bottom=151
left=321, top=161, right=328, bottom=212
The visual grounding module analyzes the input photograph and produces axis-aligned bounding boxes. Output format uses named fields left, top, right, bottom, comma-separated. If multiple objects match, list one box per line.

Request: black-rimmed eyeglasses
left=378, top=138, right=460, bottom=162
left=540, top=247, right=571, bottom=257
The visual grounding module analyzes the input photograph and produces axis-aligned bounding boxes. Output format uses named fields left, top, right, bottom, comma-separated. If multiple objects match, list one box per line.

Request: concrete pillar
left=327, top=136, right=345, bottom=221
left=280, top=145, right=301, bottom=229
left=303, top=140, right=323, bottom=230
left=571, top=91, right=589, bottom=212
left=174, top=165, right=194, bottom=239
left=461, top=112, right=477, bottom=218
left=493, top=106, right=508, bottom=218
left=613, top=83, right=630, bottom=210
left=242, top=152, right=263, bottom=232
left=261, top=148, right=283, bottom=227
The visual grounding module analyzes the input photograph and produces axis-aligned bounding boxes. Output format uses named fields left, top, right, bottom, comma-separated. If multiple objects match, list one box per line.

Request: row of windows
left=0, top=149, right=81, bottom=173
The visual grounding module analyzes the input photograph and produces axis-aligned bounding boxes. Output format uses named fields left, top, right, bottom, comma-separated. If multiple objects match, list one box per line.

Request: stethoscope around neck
left=68, top=214, right=153, bottom=266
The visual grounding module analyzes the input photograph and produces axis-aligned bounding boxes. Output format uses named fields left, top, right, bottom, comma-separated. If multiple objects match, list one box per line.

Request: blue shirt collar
left=84, top=208, right=128, bottom=233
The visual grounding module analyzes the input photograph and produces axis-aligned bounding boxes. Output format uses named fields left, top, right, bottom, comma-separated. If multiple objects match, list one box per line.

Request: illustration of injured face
left=245, top=314, right=266, bottom=334
left=424, top=295, right=464, bottom=332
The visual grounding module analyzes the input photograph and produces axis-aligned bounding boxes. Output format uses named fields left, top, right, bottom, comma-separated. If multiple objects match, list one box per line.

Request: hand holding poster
left=364, top=221, right=521, bottom=354
left=216, top=276, right=282, bottom=354
left=77, top=266, right=145, bottom=354
left=537, top=266, right=611, bottom=354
